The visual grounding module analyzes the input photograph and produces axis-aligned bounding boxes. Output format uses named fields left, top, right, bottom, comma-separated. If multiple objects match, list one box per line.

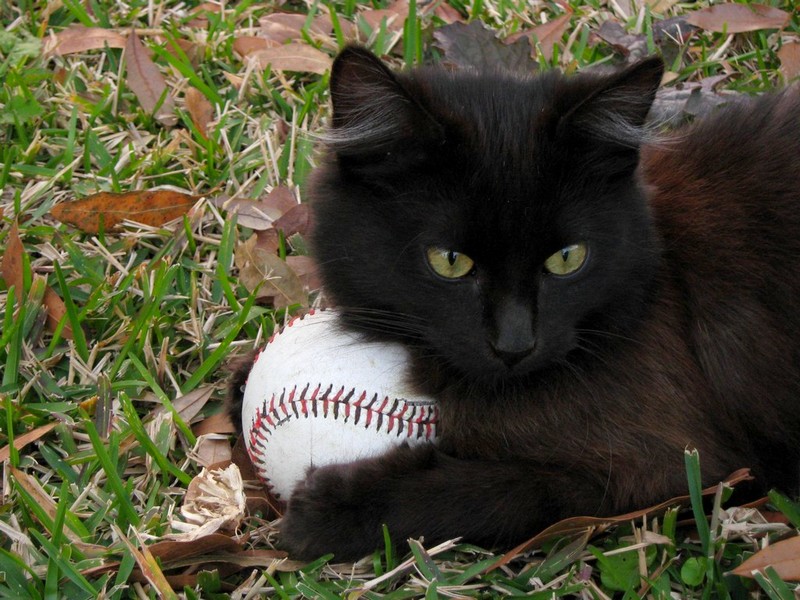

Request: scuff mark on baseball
left=242, top=309, right=439, bottom=499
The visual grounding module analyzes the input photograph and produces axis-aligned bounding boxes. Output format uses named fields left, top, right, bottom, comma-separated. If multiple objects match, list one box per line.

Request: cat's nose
left=490, top=342, right=535, bottom=367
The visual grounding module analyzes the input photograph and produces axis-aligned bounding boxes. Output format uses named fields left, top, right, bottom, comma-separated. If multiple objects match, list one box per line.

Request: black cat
left=231, top=46, right=800, bottom=560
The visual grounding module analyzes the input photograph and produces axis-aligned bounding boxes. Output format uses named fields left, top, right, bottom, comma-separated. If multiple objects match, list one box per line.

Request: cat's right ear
left=324, top=47, right=442, bottom=160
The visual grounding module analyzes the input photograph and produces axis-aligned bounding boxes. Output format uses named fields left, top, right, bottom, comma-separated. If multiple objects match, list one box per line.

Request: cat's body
left=234, top=48, right=800, bottom=560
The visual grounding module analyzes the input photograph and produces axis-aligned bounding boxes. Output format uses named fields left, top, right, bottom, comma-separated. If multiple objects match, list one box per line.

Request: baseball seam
left=246, top=383, right=438, bottom=481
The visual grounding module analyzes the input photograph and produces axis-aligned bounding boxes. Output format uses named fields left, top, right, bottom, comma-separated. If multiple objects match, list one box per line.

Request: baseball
left=242, top=309, right=438, bottom=499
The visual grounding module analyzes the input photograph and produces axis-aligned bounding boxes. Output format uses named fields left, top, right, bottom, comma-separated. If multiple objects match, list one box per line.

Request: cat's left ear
left=561, top=57, right=664, bottom=148
left=323, top=46, right=443, bottom=160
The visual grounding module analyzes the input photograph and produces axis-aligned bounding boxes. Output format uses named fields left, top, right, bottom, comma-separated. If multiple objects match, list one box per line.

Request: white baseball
left=242, top=309, right=438, bottom=499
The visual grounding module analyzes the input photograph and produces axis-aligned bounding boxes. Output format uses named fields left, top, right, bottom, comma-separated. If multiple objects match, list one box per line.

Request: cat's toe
left=279, top=463, right=383, bottom=561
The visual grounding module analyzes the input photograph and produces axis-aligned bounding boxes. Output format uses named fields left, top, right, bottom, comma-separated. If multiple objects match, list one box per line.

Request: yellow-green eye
left=543, top=243, right=588, bottom=276
left=426, top=248, right=475, bottom=279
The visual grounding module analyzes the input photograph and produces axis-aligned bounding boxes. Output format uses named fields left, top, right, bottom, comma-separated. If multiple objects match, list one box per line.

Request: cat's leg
left=279, top=444, right=609, bottom=561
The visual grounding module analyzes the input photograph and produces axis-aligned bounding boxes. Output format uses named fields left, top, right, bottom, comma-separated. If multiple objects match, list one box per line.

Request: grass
left=1, top=0, right=800, bottom=597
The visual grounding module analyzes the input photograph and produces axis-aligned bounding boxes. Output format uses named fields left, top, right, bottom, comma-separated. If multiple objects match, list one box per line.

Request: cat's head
left=309, top=47, right=664, bottom=383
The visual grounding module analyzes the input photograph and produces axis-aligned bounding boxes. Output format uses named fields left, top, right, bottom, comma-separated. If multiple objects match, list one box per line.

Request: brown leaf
left=125, top=31, right=176, bottom=126
left=51, top=190, right=199, bottom=234
left=273, top=203, right=312, bottom=238
left=508, top=12, right=573, bottom=61
left=435, top=21, right=537, bottom=74
left=185, top=87, right=214, bottom=139
left=165, top=38, right=204, bottom=68
left=0, top=424, right=56, bottom=462
left=731, top=536, right=800, bottom=581
left=193, top=412, right=238, bottom=436
left=43, top=26, right=127, bottom=56
left=246, top=43, right=332, bottom=75
left=232, top=36, right=280, bottom=58
left=778, top=42, right=800, bottom=82
left=152, top=386, right=214, bottom=424
left=595, top=21, right=648, bottom=59
left=286, top=255, right=320, bottom=291
left=686, top=4, right=790, bottom=34
left=224, top=199, right=281, bottom=230
left=259, top=13, right=332, bottom=43
left=115, top=527, right=176, bottom=599
left=1, top=222, right=24, bottom=303
left=434, top=3, right=465, bottom=24
left=1, top=224, right=73, bottom=338
left=234, top=235, right=307, bottom=308
left=486, top=468, right=753, bottom=572
left=360, top=0, right=409, bottom=34
left=148, top=534, right=242, bottom=564
left=194, top=435, right=233, bottom=467
left=262, top=186, right=299, bottom=215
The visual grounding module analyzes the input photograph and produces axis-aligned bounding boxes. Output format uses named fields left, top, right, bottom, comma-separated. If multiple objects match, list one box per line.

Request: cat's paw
left=279, top=462, right=384, bottom=561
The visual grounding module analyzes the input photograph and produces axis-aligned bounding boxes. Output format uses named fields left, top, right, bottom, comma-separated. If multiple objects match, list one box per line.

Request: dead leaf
left=508, top=12, right=573, bottom=61
left=286, top=255, right=320, bottom=291
left=731, top=536, right=800, bottom=581
left=151, top=386, right=214, bottom=425
left=686, top=4, right=790, bottom=34
left=434, top=3, right=465, bottom=24
left=43, top=25, right=127, bottom=56
left=170, top=465, right=246, bottom=540
left=115, top=526, right=177, bottom=599
left=148, top=533, right=243, bottom=563
left=0, top=424, right=56, bottom=462
left=125, top=31, right=176, bottom=126
left=165, top=38, right=204, bottom=68
left=193, top=434, right=233, bottom=467
left=1, top=222, right=24, bottom=303
left=185, top=88, right=214, bottom=139
left=486, top=468, right=753, bottom=572
left=235, top=235, right=307, bottom=308
left=778, top=42, right=800, bottom=82
left=225, top=199, right=281, bottom=230
left=245, top=43, right=332, bottom=75
left=595, top=21, right=648, bottom=60
left=11, top=467, right=82, bottom=545
left=360, top=0, right=409, bottom=34
left=193, top=412, right=238, bottom=436
left=232, top=36, right=280, bottom=58
left=434, top=21, right=537, bottom=74
left=272, top=203, right=312, bottom=238
left=51, top=190, right=199, bottom=234
left=259, top=13, right=331, bottom=43
left=1, top=224, right=73, bottom=338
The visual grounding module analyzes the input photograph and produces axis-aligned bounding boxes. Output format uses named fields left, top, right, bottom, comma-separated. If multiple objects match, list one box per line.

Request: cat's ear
left=324, top=46, right=442, bottom=158
left=560, top=57, right=664, bottom=148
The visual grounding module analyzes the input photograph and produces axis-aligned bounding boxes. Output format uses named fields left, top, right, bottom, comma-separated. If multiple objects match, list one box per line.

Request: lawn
left=1, top=0, right=800, bottom=597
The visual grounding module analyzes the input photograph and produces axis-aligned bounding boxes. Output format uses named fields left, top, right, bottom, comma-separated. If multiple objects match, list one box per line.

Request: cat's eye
left=543, top=243, right=588, bottom=276
left=426, top=248, right=475, bottom=279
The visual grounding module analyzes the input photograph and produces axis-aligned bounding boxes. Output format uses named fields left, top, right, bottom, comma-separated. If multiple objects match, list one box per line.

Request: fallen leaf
left=273, top=203, right=312, bottom=238
left=286, top=255, right=320, bottom=291
left=259, top=13, right=331, bottom=43
left=778, top=42, right=800, bottom=82
left=224, top=199, right=281, bottom=230
left=193, top=411, right=238, bottom=436
left=486, top=468, right=753, bottom=572
left=151, top=386, right=214, bottom=425
left=434, top=21, right=537, bottom=74
left=360, top=0, right=409, bottom=34
left=50, top=190, right=199, bottom=233
left=686, top=4, right=790, bottom=34
left=170, top=465, right=246, bottom=540
left=164, top=38, right=204, bottom=68
left=1, top=224, right=73, bottom=338
left=185, top=87, right=214, bottom=139
left=193, top=434, right=233, bottom=467
left=245, top=43, right=332, bottom=75
left=234, top=235, right=307, bottom=308
left=148, top=533, right=243, bottom=563
left=508, top=11, right=573, bottom=61
left=232, top=36, right=280, bottom=58
left=595, top=21, right=648, bottom=59
left=1, top=222, right=24, bottom=303
left=43, top=25, right=126, bottom=56
left=114, top=526, right=176, bottom=599
left=731, top=536, right=800, bottom=581
left=434, top=3, right=465, bottom=24
left=125, top=31, right=176, bottom=126
left=0, top=424, right=56, bottom=462
left=11, top=468, right=82, bottom=545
